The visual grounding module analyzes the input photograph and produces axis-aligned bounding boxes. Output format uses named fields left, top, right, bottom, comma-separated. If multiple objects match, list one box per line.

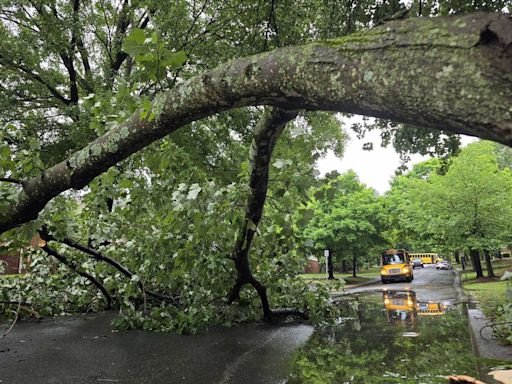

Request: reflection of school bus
left=416, top=302, right=446, bottom=316
left=380, top=249, right=413, bottom=283
left=383, top=290, right=417, bottom=322
left=409, top=253, right=438, bottom=264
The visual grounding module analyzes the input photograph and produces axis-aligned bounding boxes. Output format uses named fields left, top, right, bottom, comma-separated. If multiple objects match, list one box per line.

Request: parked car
left=436, top=260, right=452, bottom=270
left=412, top=258, right=424, bottom=269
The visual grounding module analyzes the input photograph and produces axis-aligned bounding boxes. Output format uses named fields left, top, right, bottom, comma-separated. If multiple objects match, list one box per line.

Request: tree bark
left=326, top=250, right=335, bottom=280
left=352, top=254, right=357, bottom=278
left=228, top=108, right=308, bottom=321
left=1, top=12, right=511, bottom=235
left=483, top=249, right=495, bottom=278
left=469, top=248, right=484, bottom=278
left=454, top=251, right=460, bottom=264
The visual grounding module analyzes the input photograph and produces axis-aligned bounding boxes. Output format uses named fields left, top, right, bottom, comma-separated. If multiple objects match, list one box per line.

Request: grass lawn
left=299, top=267, right=380, bottom=286
left=0, top=274, right=25, bottom=279
left=462, top=258, right=511, bottom=296
left=462, top=258, right=511, bottom=341
left=463, top=278, right=508, bottom=298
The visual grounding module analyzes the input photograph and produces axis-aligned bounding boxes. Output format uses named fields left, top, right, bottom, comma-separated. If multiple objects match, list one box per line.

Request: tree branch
left=0, top=54, right=71, bottom=105
left=1, top=12, right=511, bottom=234
left=40, top=243, right=112, bottom=309
left=0, top=178, right=22, bottom=184
left=40, top=229, right=179, bottom=305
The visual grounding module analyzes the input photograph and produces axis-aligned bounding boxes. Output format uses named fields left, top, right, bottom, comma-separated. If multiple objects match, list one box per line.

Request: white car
left=436, top=260, right=452, bottom=270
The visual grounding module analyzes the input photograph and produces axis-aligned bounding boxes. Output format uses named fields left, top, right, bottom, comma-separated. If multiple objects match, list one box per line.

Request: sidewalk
left=455, top=268, right=512, bottom=362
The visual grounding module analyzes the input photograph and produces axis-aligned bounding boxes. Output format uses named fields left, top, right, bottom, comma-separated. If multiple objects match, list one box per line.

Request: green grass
left=299, top=267, right=380, bottom=286
left=462, top=258, right=511, bottom=337
left=461, top=258, right=512, bottom=279
left=464, top=279, right=507, bottom=296
left=462, top=258, right=511, bottom=298
left=0, top=274, right=25, bottom=279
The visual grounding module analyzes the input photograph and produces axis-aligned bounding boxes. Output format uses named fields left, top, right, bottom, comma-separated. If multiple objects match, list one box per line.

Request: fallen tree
left=1, top=12, right=511, bottom=235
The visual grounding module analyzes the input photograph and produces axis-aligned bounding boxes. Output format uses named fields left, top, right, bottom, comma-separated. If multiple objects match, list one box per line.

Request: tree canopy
left=1, top=11, right=511, bottom=234
left=0, top=1, right=511, bottom=330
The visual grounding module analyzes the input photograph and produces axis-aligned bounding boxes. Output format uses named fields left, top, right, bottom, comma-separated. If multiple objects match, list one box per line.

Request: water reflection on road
left=288, top=289, right=480, bottom=384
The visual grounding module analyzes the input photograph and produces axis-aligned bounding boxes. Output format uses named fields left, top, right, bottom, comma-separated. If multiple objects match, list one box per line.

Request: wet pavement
left=0, top=314, right=312, bottom=384
left=0, top=265, right=508, bottom=383
left=290, top=265, right=510, bottom=384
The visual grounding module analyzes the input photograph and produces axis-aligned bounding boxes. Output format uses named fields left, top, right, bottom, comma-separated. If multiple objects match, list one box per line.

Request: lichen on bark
left=1, top=12, right=511, bottom=234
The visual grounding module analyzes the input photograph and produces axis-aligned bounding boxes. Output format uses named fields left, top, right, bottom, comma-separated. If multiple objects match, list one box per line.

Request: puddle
left=288, top=290, right=500, bottom=384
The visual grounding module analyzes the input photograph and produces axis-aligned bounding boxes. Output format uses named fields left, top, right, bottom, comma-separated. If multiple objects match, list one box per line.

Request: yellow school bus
left=380, top=249, right=413, bottom=283
left=383, top=290, right=417, bottom=322
left=416, top=302, right=446, bottom=316
left=409, top=252, right=438, bottom=264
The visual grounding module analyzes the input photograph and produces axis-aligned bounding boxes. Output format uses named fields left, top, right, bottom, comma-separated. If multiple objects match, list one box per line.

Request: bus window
left=382, top=254, right=405, bottom=265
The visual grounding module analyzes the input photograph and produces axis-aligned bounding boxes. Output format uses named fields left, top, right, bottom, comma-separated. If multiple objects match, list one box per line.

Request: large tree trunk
left=469, top=248, right=484, bottom=278
left=1, top=12, right=511, bottom=235
left=227, top=108, right=307, bottom=321
left=483, top=249, right=495, bottom=278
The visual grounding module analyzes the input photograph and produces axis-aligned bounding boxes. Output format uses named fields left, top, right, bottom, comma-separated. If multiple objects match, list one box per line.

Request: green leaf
left=126, top=28, right=146, bottom=44
left=122, top=40, right=147, bottom=57
left=134, top=53, right=157, bottom=63
left=162, top=51, right=187, bottom=69
left=187, top=184, right=202, bottom=200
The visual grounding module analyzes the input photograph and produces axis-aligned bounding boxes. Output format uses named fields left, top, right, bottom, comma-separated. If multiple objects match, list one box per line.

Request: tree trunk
left=483, top=249, right=495, bottom=278
left=227, top=108, right=302, bottom=321
left=469, top=248, right=484, bottom=278
left=327, top=250, right=335, bottom=280
left=341, top=259, right=347, bottom=273
left=352, top=254, right=357, bottom=278
left=454, top=251, right=460, bottom=264
left=1, top=13, right=511, bottom=235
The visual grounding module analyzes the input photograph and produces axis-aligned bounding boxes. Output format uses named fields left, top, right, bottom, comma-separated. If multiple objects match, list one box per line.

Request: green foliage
left=0, top=250, right=104, bottom=318
left=122, top=28, right=187, bottom=83
left=384, top=142, right=512, bottom=254
left=300, top=171, right=388, bottom=270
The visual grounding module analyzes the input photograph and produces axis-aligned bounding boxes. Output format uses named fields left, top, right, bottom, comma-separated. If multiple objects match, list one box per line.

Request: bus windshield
left=382, top=253, right=406, bottom=265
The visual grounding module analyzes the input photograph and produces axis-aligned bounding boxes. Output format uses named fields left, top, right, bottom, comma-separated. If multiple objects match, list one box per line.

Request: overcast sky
left=317, top=116, right=477, bottom=194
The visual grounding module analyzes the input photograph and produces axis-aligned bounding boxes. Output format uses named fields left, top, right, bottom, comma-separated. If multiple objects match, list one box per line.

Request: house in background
left=0, top=234, right=44, bottom=275
left=304, top=255, right=320, bottom=273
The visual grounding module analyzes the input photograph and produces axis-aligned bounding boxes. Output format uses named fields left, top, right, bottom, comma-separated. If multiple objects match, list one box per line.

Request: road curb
left=453, top=268, right=468, bottom=302
left=456, top=268, right=512, bottom=363
left=344, top=277, right=380, bottom=291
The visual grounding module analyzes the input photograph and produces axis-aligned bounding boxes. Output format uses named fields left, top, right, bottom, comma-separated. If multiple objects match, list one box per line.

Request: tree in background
left=426, top=142, right=512, bottom=277
left=385, top=142, right=512, bottom=278
left=301, top=172, right=388, bottom=277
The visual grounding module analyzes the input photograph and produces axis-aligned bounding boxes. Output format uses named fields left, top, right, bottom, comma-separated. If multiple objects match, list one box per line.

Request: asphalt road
left=349, top=264, right=462, bottom=304
left=0, top=265, right=460, bottom=384
left=0, top=314, right=312, bottom=384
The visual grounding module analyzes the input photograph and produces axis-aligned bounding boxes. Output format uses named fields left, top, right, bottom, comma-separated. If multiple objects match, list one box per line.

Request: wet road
left=350, top=263, right=463, bottom=303
left=0, top=265, right=477, bottom=384
left=0, top=314, right=312, bottom=384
